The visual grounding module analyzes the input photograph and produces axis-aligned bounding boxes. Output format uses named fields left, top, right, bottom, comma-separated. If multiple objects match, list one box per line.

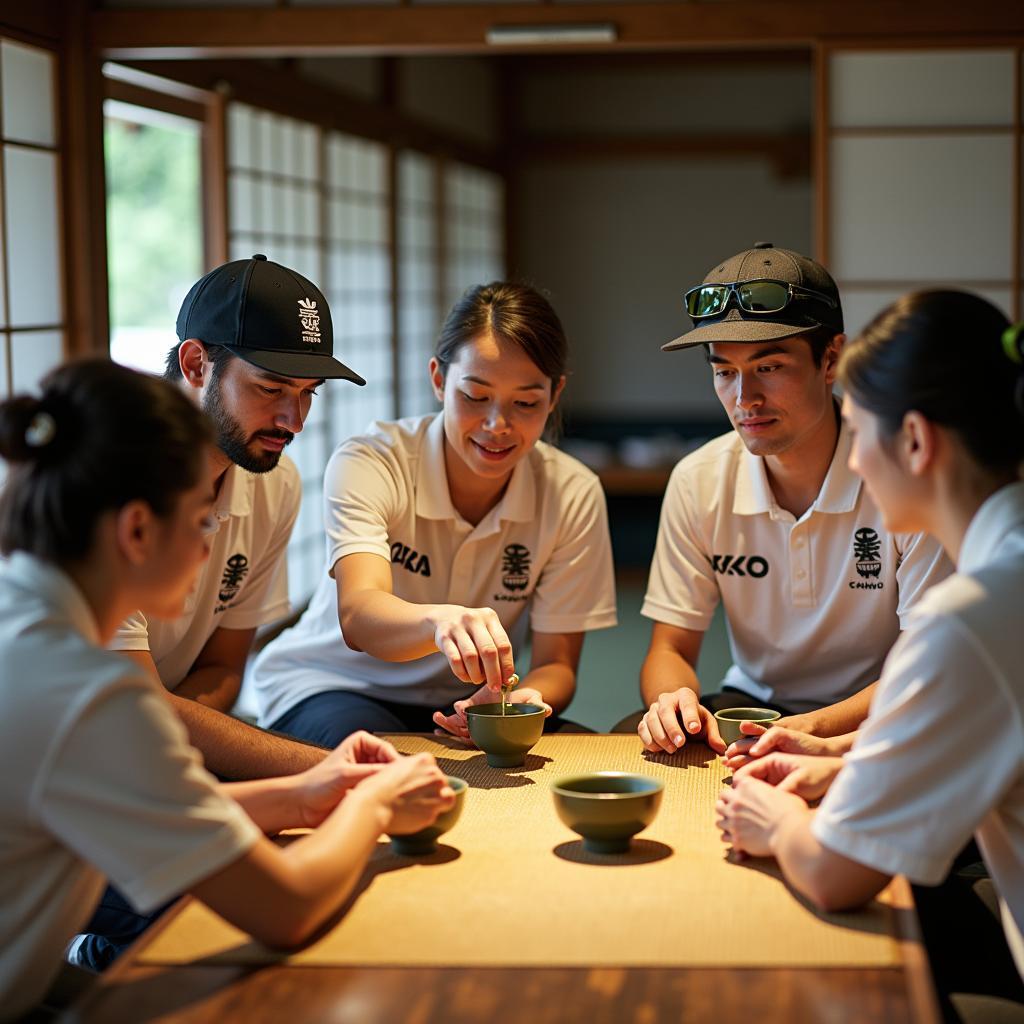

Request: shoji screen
left=826, top=49, right=1019, bottom=338
left=444, top=162, right=504, bottom=309
left=227, top=102, right=392, bottom=604
left=396, top=150, right=439, bottom=418
left=0, top=38, right=64, bottom=396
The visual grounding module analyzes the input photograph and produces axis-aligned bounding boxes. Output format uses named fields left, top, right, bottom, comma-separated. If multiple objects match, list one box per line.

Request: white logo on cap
left=297, top=298, right=322, bottom=345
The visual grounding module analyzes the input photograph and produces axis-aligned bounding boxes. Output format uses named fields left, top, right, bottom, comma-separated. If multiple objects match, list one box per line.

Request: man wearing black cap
left=110, top=255, right=366, bottom=781
left=632, top=243, right=950, bottom=755
left=69, top=256, right=377, bottom=973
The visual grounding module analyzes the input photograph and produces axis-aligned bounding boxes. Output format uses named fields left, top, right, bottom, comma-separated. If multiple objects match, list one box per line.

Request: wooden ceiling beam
left=92, top=2, right=1024, bottom=60
left=123, top=59, right=503, bottom=170
left=0, top=1, right=64, bottom=47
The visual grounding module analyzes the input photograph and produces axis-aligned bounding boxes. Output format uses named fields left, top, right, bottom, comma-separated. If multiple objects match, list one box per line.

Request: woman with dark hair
left=0, top=360, right=452, bottom=1020
left=715, top=290, right=1024, bottom=1018
left=251, top=282, right=617, bottom=744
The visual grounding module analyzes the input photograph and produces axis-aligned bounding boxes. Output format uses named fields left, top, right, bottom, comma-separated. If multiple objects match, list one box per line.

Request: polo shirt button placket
left=449, top=541, right=475, bottom=604
left=790, top=526, right=813, bottom=606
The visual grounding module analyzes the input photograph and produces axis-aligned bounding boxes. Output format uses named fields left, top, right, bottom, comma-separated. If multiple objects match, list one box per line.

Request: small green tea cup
left=465, top=703, right=546, bottom=767
left=713, top=707, right=781, bottom=747
left=551, top=772, right=664, bottom=854
left=388, top=776, right=467, bottom=856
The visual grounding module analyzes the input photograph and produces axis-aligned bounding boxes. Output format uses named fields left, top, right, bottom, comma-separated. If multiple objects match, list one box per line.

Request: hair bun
left=0, top=394, right=75, bottom=464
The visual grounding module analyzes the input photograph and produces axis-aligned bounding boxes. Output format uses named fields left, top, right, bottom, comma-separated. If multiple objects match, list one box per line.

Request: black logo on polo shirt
left=218, top=553, right=249, bottom=605
left=391, top=541, right=431, bottom=577
left=711, top=553, right=769, bottom=578
left=501, top=544, right=531, bottom=591
left=850, top=527, right=884, bottom=590
left=493, top=544, right=532, bottom=602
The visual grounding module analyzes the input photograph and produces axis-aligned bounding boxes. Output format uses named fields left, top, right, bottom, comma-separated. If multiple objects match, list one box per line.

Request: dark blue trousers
left=269, top=689, right=586, bottom=748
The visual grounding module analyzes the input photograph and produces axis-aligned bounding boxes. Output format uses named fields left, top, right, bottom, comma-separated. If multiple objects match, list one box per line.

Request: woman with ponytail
left=716, top=291, right=1024, bottom=1020
left=0, top=360, right=452, bottom=1020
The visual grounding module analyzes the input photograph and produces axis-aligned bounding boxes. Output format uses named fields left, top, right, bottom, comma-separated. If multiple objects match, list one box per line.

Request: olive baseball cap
left=663, top=242, right=844, bottom=351
left=176, top=254, right=366, bottom=384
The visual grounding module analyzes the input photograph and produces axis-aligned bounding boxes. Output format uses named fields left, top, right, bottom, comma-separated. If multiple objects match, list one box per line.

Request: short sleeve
left=529, top=475, right=617, bottom=634
left=812, top=616, right=1017, bottom=884
left=641, top=462, right=721, bottom=631
left=893, top=531, right=953, bottom=627
left=323, top=439, right=403, bottom=576
left=108, top=610, right=150, bottom=653
left=219, top=465, right=301, bottom=631
left=38, top=681, right=261, bottom=913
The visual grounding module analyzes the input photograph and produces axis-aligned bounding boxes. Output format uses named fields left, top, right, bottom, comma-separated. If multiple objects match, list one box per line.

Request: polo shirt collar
left=959, top=481, right=1024, bottom=573
left=733, top=409, right=860, bottom=517
left=4, top=551, right=100, bottom=645
left=813, top=419, right=862, bottom=514
left=416, top=413, right=459, bottom=521
left=214, top=463, right=253, bottom=525
left=415, top=412, right=536, bottom=525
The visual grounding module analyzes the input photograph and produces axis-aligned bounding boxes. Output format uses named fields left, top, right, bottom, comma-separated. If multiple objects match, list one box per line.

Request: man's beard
left=203, top=376, right=293, bottom=474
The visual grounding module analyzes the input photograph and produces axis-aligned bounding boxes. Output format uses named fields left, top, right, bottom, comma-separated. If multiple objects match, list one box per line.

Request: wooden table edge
left=886, top=874, right=942, bottom=1023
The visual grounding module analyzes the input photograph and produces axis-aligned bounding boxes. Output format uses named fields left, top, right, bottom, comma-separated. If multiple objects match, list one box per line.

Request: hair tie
left=24, top=411, right=57, bottom=448
left=1002, top=323, right=1024, bottom=365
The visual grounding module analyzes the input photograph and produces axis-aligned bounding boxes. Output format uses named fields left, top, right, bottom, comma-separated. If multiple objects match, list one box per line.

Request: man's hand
left=638, top=687, right=725, bottom=754
left=733, top=752, right=845, bottom=802
left=355, top=753, right=455, bottom=835
left=432, top=685, right=552, bottom=744
left=295, top=731, right=401, bottom=827
left=722, top=725, right=838, bottom=771
left=773, top=712, right=820, bottom=734
left=715, top=773, right=810, bottom=858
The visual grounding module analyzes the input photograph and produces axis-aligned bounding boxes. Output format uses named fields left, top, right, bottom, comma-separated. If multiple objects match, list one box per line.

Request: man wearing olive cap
left=631, top=243, right=950, bottom=755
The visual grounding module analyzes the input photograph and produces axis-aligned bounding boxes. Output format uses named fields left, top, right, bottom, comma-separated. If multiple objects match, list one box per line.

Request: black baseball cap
left=663, top=242, right=844, bottom=351
left=176, top=255, right=366, bottom=384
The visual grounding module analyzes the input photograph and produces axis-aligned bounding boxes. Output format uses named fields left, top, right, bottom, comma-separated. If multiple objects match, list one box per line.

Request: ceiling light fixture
left=485, top=23, right=618, bottom=46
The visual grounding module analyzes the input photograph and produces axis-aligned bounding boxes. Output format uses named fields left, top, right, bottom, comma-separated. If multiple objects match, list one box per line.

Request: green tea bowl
left=388, top=776, right=467, bottom=856
left=551, top=772, right=664, bottom=854
left=713, top=707, right=781, bottom=747
left=465, top=703, right=546, bottom=767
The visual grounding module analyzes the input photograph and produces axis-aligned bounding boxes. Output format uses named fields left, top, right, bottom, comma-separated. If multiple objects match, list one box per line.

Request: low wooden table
left=69, top=735, right=939, bottom=1023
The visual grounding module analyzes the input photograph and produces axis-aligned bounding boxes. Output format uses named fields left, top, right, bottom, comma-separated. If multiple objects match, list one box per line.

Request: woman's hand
left=432, top=684, right=552, bottom=744
left=715, top=773, right=810, bottom=858
left=428, top=604, right=516, bottom=693
left=722, top=725, right=838, bottom=771
left=353, top=753, right=455, bottom=835
left=733, top=752, right=845, bottom=802
left=294, top=732, right=401, bottom=828
left=638, top=687, right=726, bottom=755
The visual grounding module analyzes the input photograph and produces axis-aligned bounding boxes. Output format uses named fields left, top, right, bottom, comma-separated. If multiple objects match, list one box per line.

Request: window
left=228, top=103, right=394, bottom=604
left=105, top=101, right=203, bottom=374
left=444, top=162, right=504, bottom=309
left=397, top=150, right=439, bottom=418
left=0, top=38, right=64, bottom=396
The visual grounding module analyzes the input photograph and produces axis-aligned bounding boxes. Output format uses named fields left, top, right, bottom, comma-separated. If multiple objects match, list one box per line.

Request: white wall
left=514, top=61, right=813, bottom=419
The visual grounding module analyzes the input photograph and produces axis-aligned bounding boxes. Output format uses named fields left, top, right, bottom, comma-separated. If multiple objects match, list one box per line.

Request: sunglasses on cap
left=684, top=278, right=839, bottom=321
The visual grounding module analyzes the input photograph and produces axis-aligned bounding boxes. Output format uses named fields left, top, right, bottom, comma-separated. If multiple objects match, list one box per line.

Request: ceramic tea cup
left=551, top=772, right=664, bottom=854
left=388, top=776, right=467, bottom=856
left=465, top=703, right=546, bottom=767
left=713, top=707, right=781, bottom=747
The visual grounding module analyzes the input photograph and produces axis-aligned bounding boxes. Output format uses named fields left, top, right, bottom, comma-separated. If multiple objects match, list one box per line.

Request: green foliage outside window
left=104, top=114, right=202, bottom=330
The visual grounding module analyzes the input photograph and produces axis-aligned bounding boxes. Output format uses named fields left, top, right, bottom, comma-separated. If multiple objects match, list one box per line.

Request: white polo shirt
left=110, top=458, right=299, bottom=690
left=813, top=482, right=1024, bottom=980
left=642, top=420, right=951, bottom=712
left=0, top=553, right=261, bottom=1019
left=252, top=414, right=617, bottom=724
